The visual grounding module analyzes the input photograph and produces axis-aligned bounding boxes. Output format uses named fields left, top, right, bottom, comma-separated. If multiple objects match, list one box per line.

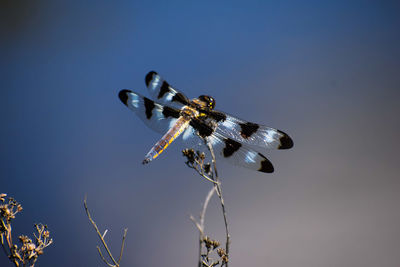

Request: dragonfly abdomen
left=143, top=116, right=191, bottom=164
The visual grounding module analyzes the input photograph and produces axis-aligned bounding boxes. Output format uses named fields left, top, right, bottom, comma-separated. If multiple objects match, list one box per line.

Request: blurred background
left=1, top=1, right=399, bottom=266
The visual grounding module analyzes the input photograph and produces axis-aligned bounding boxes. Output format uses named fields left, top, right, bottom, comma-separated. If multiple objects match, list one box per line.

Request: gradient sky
left=1, top=1, right=400, bottom=266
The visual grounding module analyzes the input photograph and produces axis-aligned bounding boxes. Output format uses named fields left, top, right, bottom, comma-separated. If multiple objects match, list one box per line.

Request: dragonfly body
left=119, top=71, right=293, bottom=173
left=143, top=107, right=195, bottom=164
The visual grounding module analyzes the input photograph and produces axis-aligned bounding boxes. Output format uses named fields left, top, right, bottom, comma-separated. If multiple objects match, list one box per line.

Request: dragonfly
left=118, top=71, right=293, bottom=173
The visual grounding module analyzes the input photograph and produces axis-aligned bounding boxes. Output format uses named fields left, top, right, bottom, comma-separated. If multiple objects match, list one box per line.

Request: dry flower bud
left=212, top=240, right=220, bottom=248
left=217, top=248, right=226, bottom=257
left=19, top=235, right=27, bottom=242
left=27, top=243, right=36, bottom=251
left=4, top=207, right=11, bottom=216
left=43, top=230, right=50, bottom=238
left=221, top=255, right=228, bottom=263
left=199, top=152, right=205, bottom=160
left=203, top=236, right=212, bottom=249
left=36, top=248, right=44, bottom=255
left=182, top=148, right=196, bottom=163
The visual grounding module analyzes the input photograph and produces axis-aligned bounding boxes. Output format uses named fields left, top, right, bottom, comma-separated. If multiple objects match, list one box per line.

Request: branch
left=190, top=187, right=216, bottom=267
left=118, top=229, right=128, bottom=265
left=84, top=196, right=127, bottom=267
left=183, top=138, right=230, bottom=266
left=206, top=139, right=230, bottom=263
left=0, top=194, right=52, bottom=267
left=97, top=246, right=114, bottom=267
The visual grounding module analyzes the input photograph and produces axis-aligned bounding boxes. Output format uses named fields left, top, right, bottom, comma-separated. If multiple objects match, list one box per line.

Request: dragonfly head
left=198, top=95, right=215, bottom=110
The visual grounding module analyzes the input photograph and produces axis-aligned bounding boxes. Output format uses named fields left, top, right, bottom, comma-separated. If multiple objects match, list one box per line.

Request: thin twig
left=84, top=196, right=118, bottom=267
left=0, top=220, right=11, bottom=258
left=97, top=246, right=114, bottom=267
left=191, top=187, right=216, bottom=267
left=183, top=141, right=230, bottom=266
left=190, top=216, right=202, bottom=233
left=199, top=172, right=219, bottom=184
left=200, top=187, right=217, bottom=232
left=117, top=229, right=128, bottom=265
left=206, top=138, right=230, bottom=265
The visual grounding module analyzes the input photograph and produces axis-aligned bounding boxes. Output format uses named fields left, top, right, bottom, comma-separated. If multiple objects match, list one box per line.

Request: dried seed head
left=35, top=248, right=44, bottom=255
left=203, top=236, right=213, bottom=249
left=27, top=243, right=36, bottom=251
left=17, top=204, right=23, bottom=212
left=221, top=255, right=229, bottom=263
left=182, top=148, right=196, bottom=163
left=3, top=207, right=11, bottom=216
left=43, top=230, right=50, bottom=238
left=212, top=240, right=220, bottom=249
left=217, top=248, right=226, bottom=257
left=19, top=235, right=28, bottom=243
left=199, top=152, right=205, bottom=160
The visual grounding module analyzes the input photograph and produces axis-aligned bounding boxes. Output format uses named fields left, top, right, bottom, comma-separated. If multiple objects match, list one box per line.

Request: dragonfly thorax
left=180, top=106, right=199, bottom=119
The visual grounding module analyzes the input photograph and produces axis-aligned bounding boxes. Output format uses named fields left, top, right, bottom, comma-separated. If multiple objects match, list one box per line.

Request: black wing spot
left=277, top=130, right=294, bottom=149
left=118, top=89, right=131, bottom=106
left=190, top=119, right=214, bottom=138
left=143, top=97, right=155, bottom=119
left=208, top=111, right=227, bottom=122
left=162, top=106, right=180, bottom=118
left=239, top=122, right=260, bottom=139
left=258, top=153, right=274, bottom=173
left=145, top=71, right=157, bottom=87
left=172, top=92, right=189, bottom=105
left=158, top=81, right=170, bottom=99
left=223, top=138, right=242, bottom=158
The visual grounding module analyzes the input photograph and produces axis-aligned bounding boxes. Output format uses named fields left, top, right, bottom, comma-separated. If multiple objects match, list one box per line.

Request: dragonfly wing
left=119, top=89, right=181, bottom=134
left=208, top=111, right=293, bottom=150
left=182, top=119, right=274, bottom=173
left=145, top=71, right=190, bottom=109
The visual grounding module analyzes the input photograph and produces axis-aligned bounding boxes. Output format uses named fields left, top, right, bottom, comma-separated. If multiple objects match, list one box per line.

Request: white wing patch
left=165, top=94, right=173, bottom=102
left=168, top=118, right=178, bottom=129
left=148, top=75, right=161, bottom=91
left=221, top=119, right=235, bottom=129
left=244, top=151, right=258, bottom=164
left=126, top=92, right=140, bottom=108
left=182, top=126, right=195, bottom=141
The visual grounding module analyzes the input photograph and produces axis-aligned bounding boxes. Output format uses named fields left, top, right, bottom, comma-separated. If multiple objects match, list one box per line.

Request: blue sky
left=1, top=1, right=400, bottom=266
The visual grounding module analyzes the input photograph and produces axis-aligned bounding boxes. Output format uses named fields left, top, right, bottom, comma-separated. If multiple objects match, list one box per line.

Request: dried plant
left=0, top=193, right=53, bottom=267
left=190, top=187, right=229, bottom=267
left=183, top=138, right=230, bottom=267
left=84, top=196, right=127, bottom=267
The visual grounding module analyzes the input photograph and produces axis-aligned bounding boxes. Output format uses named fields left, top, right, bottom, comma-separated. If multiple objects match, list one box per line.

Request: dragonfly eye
left=199, top=95, right=215, bottom=109
left=208, top=97, right=215, bottom=109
